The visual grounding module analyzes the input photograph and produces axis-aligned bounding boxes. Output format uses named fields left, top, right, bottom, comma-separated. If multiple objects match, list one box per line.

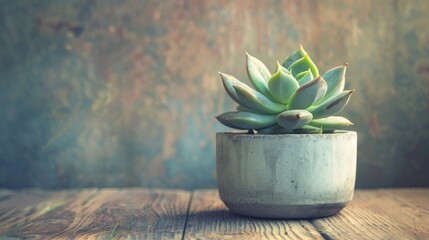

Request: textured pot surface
left=216, top=131, right=357, bottom=219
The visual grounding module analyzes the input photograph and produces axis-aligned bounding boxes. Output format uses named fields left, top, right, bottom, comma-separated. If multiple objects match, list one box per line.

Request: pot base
left=223, top=201, right=349, bottom=219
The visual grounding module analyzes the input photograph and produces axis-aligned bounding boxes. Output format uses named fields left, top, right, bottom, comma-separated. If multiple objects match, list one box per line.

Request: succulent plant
left=216, top=45, right=354, bottom=134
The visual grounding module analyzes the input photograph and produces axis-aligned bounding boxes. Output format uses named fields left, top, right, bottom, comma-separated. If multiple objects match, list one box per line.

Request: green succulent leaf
left=309, top=90, right=354, bottom=119
left=219, top=72, right=287, bottom=114
left=246, top=52, right=277, bottom=101
left=275, top=61, right=292, bottom=75
left=219, top=72, right=240, bottom=102
left=218, top=46, right=353, bottom=134
left=316, top=64, right=347, bottom=104
left=295, top=69, right=310, bottom=81
left=296, top=69, right=314, bottom=86
left=288, top=54, right=319, bottom=78
left=257, top=124, right=293, bottom=134
left=309, top=116, right=353, bottom=130
left=236, top=105, right=261, bottom=113
left=276, top=110, right=313, bottom=130
left=287, top=76, right=327, bottom=110
left=234, top=83, right=287, bottom=114
left=293, top=125, right=323, bottom=134
left=215, top=113, right=246, bottom=129
left=282, top=45, right=307, bottom=69
left=216, top=111, right=277, bottom=130
left=267, top=70, right=299, bottom=104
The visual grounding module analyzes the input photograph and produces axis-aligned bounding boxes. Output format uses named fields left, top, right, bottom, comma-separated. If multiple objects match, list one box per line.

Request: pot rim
left=216, top=130, right=357, bottom=137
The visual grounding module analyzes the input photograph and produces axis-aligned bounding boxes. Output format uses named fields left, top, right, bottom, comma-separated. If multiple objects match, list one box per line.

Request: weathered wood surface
left=0, top=188, right=428, bottom=239
left=312, top=189, right=429, bottom=240
left=0, top=188, right=191, bottom=239
left=184, top=190, right=323, bottom=239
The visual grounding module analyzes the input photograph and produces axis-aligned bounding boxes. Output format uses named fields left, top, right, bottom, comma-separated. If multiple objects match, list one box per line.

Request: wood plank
left=184, top=189, right=323, bottom=240
left=1, top=188, right=428, bottom=239
left=0, top=189, right=14, bottom=202
left=311, top=188, right=429, bottom=239
left=0, top=188, right=85, bottom=235
left=0, top=188, right=191, bottom=240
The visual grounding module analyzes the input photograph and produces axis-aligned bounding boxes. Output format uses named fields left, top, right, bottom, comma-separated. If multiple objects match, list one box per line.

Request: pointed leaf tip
left=316, top=65, right=348, bottom=104
left=310, top=90, right=354, bottom=119
left=299, top=44, right=306, bottom=53
left=288, top=54, right=319, bottom=78
left=216, top=112, right=246, bottom=129
left=282, top=46, right=307, bottom=69
left=309, top=116, right=354, bottom=130
left=275, top=61, right=292, bottom=75
left=216, top=111, right=277, bottom=130
left=219, top=72, right=242, bottom=103
left=246, top=52, right=278, bottom=101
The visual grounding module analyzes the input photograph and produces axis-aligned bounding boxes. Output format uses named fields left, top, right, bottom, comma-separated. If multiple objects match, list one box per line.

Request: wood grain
left=0, top=188, right=84, bottom=237
left=1, top=188, right=428, bottom=239
left=312, top=189, right=429, bottom=240
left=0, top=188, right=191, bottom=240
left=183, top=190, right=323, bottom=240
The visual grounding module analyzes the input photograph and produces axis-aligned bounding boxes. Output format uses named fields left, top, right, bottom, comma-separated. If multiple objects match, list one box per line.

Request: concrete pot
left=216, top=131, right=357, bottom=219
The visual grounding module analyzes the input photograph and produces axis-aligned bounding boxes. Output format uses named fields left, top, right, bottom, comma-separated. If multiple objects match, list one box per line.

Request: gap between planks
left=181, top=191, right=194, bottom=240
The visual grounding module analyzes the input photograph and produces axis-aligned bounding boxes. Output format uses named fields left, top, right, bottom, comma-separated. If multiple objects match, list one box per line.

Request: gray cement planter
left=216, top=131, right=357, bottom=219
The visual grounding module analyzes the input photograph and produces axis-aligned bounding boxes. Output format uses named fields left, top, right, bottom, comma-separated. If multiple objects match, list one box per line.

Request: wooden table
left=0, top=188, right=428, bottom=239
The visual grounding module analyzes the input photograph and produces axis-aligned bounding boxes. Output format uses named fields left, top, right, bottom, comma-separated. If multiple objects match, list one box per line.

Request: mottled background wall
left=1, top=0, right=428, bottom=189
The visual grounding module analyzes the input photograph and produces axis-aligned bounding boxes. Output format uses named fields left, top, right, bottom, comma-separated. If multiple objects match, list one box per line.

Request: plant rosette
left=216, top=46, right=357, bottom=219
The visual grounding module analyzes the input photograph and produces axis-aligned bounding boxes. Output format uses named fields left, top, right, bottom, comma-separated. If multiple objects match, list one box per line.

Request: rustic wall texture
left=1, top=0, right=428, bottom=189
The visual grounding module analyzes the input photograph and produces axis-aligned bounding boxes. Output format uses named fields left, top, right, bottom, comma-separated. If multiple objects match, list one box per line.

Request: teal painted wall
left=1, top=0, right=428, bottom=189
